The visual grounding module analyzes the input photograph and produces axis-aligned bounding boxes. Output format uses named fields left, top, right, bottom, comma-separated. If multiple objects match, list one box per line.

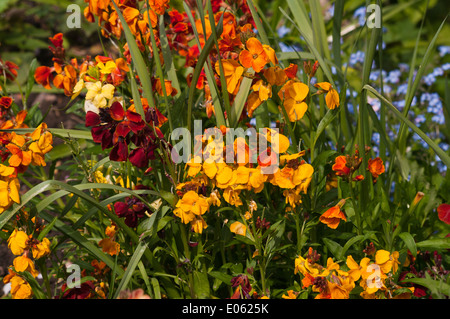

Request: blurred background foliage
left=1, top=0, right=448, bottom=92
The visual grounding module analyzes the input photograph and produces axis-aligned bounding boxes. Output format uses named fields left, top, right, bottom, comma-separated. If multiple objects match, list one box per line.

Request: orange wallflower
left=319, top=200, right=347, bottom=229
left=368, top=157, right=385, bottom=181
left=239, top=37, right=269, bottom=73
left=332, top=155, right=350, bottom=176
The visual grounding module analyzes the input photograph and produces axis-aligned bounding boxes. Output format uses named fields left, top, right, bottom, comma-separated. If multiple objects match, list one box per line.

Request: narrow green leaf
left=323, top=238, right=343, bottom=260
left=110, top=1, right=155, bottom=115
left=230, top=76, right=253, bottom=128
left=363, top=85, right=450, bottom=168
left=398, top=17, right=447, bottom=153
left=416, top=238, right=450, bottom=250
left=398, top=232, right=417, bottom=257
left=113, top=241, right=149, bottom=298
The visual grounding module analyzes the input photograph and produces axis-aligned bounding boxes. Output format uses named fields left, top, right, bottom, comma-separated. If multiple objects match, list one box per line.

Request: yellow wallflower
left=13, top=255, right=39, bottom=277
left=278, top=80, right=309, bottom=122
left=85, top=81, right=115, bottom=108
left=230, top=221, right=246, bottom=236
left=174, top=190, right=210, bottom=224
left=215, top=59, right=244, bottom=94
left=0, top=178, right=21, bottom=213
left=7, top=273, right=33, bottom=299
left=223, top=186, right=244, bottom=207
left=8, top=229, right=29, bottom=256
left=314, top=82, right=340, bottom=110
left=32, top=238, right=51, bottom=259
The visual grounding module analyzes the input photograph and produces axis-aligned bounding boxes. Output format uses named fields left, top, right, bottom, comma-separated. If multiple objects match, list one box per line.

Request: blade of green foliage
left=110, top=0, right=154, bottom=118
left=398, top=17, right=447, bottom=154
left=38, top=210, right=124, bottom=275
left=398, top=232, right=418, bottom=257
left=364, top=85, right=450, bottom=168
left=0, top=128, right=92, bottom=140
left=158, top=15, right=181, bottom=97
left=184, top=2, right=226, bottom=131
left=113, top=241, right=148, bottom=298
left=279, top=6, right=335, bottom=87
left=246, top=0, right=269, bottom=45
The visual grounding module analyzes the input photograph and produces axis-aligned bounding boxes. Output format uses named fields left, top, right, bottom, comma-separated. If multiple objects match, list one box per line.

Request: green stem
left=37, top=260, right=52, bottom=299
left=179, top=223, right=195, bottom=298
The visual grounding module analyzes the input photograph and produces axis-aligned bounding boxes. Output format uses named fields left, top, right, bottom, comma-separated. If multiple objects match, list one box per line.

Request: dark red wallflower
left=114, top=189, right=150, bottom=228
left=230, top=274, right=252, bottom=299
left=60, top=281, right=95, bottom=299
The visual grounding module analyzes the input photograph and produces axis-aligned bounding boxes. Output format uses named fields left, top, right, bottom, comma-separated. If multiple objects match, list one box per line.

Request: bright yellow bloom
left=278, top=80, right=309, bottom=122
left=97, top=60, right=117, bottom=75
left=8, top=273, right=33, bottom=299
left=0, top=164, right=15, bottom=177
left=230, top=221, right=246, bottom=236
left=28, top=123, right=53, bottom=166
left=0, top=178, right=20, bottom=211
left=85, top=81, right=115, bottom=108
left=314, top=82, right=339, bottom=110
left=282, top=290, right=298, bottom=299
left=8, top=229, right=29, bottom=256
left=223, top=186, right=244, bottom=207
left=186, top=156, right=202, bottom=177
left=247, top=167, right=268, bottom=193
left=32, top=238, right=51, bottom=259
left=191, top=216, right=208, bottom=234
left=215, top=59, right=244, bottom=94
left=13, top=255, right=39, bottom=277
left=174, top=191, right=210, bottom=224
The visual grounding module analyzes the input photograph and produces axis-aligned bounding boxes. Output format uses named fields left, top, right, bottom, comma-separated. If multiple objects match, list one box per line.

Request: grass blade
left=364, top=84, right=450, bottom=168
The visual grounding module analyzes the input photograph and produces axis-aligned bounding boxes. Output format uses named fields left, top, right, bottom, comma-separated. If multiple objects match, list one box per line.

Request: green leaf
left=193, top=270, right=211, bottom=299
left=230, top=76, right=253, bottom=128
left=363, top=85, right=450, bottom=169
left=323, top=238, right=343, bottom=260
left=398, top=16, right=447, bottom=154
left=110, top=1, right=155, bottom=117
left=416, top=238, right=450, bottom=250
left=208, top=271, right=233, bottom=286
left=398, top=232, right=418, bottom=257
left=184, top=2, right=226, bottom=130
left=113, top=241, right=149, bottom=298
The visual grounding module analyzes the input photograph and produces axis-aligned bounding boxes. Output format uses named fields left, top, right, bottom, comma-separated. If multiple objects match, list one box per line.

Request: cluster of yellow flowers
left=173, top=128, right=314, bottom=234
left=3, top=217, right=51, bottom=299
left=293, top=247, right=414, bottom=299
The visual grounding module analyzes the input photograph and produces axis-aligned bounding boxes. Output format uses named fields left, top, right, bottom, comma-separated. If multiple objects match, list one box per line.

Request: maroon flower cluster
left=113, top=185, right=151, bottom=228
left=85, top=100, right=170, bottom=172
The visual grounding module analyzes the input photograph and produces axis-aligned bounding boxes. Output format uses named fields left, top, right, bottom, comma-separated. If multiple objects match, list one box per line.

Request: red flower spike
left=437, top=203, right=450, bottom=225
